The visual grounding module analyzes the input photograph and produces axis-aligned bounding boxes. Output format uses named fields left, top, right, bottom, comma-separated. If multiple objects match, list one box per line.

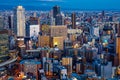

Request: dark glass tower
left=71, top=13, right=76, bottom=29
left=53, top=5, right=60, bottom=18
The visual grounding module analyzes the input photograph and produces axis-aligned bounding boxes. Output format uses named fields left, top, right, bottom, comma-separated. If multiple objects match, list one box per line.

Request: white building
left=14, top=6, right=25, bottom=37
left=30, top=25, right=40, bottom=38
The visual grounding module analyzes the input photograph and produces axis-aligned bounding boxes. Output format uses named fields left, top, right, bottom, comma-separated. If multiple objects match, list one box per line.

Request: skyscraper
left=116, top=23, right=120, bottom=65
left=53, top=5, right=60, bottom=18
left=14, top=6, right=25, bottom=37
left=55, top=14, right=63, bottom=25
left=8, top=15, right=14, bottom=30
left=71, top=13, right=76, bottom=29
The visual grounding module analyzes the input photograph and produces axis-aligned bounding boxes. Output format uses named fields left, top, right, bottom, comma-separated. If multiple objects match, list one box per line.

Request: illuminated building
left=76, top=62, right=84, bottom=74
left=67, top=29, right=82, bottom=34
left=69, top=34, right=76, bottom=42
left=50, top=25, right=67, bottom=40
left=44, top=58, right=53, bottom=76
left=14, top=6, right=25, bottom=37
left=71, top=13, right=76, bottom=29
left=16, top=37, right=25, bottom=47
left=67, top=29, right=83, bottom=42
left=41, top=24, right=50, bottom=35
left=51, top=37, right=64, bottom=50
left=20, top=59, right=41, bottom=80
left=38, top=35, right=50, bottom=47
left=116, top=66, right=120, bottom=75
left=62, top=57, right=72, bottom=76
left=116, top=23, right=120, bottom=65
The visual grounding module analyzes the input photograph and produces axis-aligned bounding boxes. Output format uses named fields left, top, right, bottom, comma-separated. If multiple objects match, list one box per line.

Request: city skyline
left=0, top=0, right=120, bottom=11
left=0, top=2, right=120, bottom=80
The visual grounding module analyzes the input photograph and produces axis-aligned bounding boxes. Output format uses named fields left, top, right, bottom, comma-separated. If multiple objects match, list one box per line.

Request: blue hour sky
left=0, top=0, right=120, bottom=10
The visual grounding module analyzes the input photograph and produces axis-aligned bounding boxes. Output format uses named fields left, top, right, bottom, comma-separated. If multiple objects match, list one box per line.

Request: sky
left=0, top=0, right=120, bottom=10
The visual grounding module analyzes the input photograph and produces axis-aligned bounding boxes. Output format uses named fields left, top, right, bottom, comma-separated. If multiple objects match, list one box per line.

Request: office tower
left=20, top=59, right=41, bottom=80
left=55, top=14, right=63, bottom=25
left=52, top=37, right=64, bottom=50
left=50, top=25, right=67, bottom=40
left=55, top=12, right=65, bottom=25
left=64, top=39, right=72, bottom=50
left=49, top=49, right=62, bottom=60
left=44, top=59, right=53, bottom=76
left=62, top=57, right=72, bottom=77
left=71, top=13, right=76, bottom=29
left=26, top=17, right=40, bottom=38
left=14, top=6, right=25, bottom=37
left=38, top=35, right=50, bottom=47
left=41, top=24, right=50, bottom=35
left=53, top=5, right=60, bottom=18
left=8, top=15, right=14, bottom=30
left=116, top=23, right=120, bottom=65
left=76, top=62, right=84, bottom=74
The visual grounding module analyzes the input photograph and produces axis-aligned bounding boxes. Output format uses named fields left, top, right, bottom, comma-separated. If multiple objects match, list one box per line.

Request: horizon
left=0, top=0, right=120, bottom=11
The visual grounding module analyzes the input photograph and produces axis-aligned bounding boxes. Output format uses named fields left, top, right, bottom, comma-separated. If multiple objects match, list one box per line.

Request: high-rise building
left=116, top=23, right=120, bottom=65
left=71, top=13, right=76, bottom=29
left=55, top=13, right=65, bottom=25
left=14, top=6, right=25, bottom=37
left=50, top=25, right=67, bottom=40
left=20, top=59, right=41, bottom=80
left=51, top=37, right=64, bottom=50
left=55, top=14, right=63, bottom=25
left=8, top=15, right=14, bottom=30
left=26, top=17, right=40, bottom=37
left=62, top=57, right=72, bottom=76
left=53, top=5, right=60, bottom=18
left=38, top=35, right=50, bottom=47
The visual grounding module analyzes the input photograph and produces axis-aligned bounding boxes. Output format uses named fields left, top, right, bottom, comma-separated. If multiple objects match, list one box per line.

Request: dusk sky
left=0, top=0, right=120, bottom=10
